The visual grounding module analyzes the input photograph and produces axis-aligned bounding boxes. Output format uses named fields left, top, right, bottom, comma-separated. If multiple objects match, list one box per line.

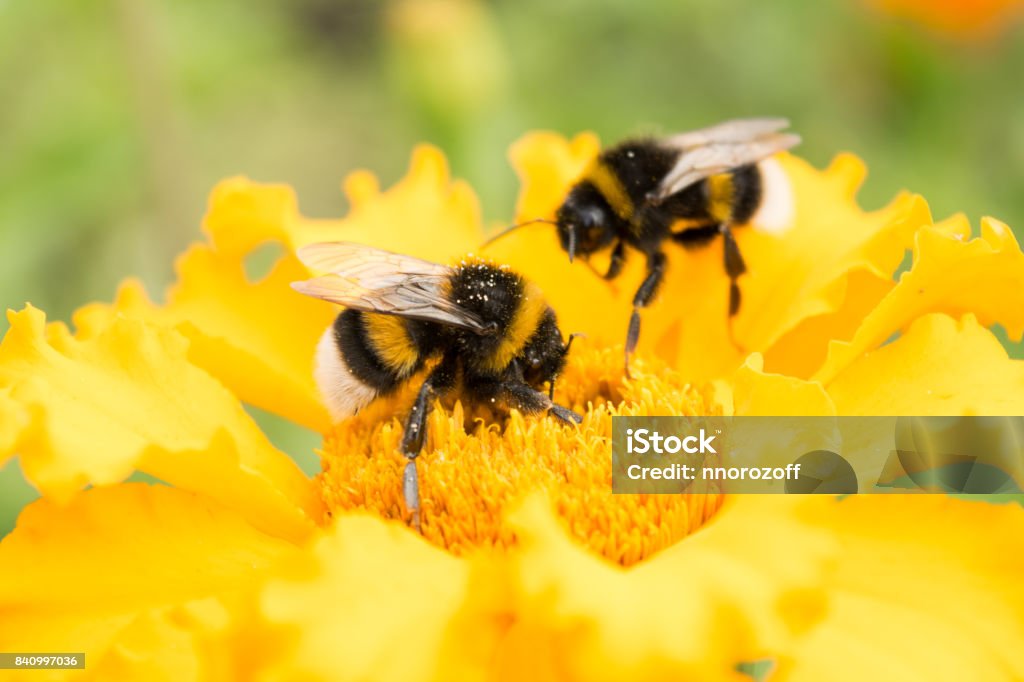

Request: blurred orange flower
left=869, top=0, right=1024, bottom=38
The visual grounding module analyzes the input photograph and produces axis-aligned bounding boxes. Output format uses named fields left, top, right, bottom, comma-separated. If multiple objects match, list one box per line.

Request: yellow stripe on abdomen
left=363, top=314, right=420, bottom=377
left=706, top=173, right=735, bottom=223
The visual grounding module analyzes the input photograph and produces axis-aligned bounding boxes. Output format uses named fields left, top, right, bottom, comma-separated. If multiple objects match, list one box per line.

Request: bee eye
left=580, top=206, right=605, bottom=228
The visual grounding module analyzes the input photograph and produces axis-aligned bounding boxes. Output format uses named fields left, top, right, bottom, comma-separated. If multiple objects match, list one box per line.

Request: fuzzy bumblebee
left=291, top=243, right=581, bottom=528
left=489, top=118, right=800, bottom=373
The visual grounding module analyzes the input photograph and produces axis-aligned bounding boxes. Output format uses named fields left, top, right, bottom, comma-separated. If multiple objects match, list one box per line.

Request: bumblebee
left=291, top=242, right=582, bottom=528
left=489, top=118, right=800, bottom=373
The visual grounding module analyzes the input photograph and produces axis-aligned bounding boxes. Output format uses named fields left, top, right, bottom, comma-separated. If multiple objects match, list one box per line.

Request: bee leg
left=399, top=381, right=434, bottom=532
left=502, top=380, right=583, bottom=425
left=402, top=461, right=421, bottom=533
left=605, top=240, right=626, bottom=280
left=719, top=224, right=747, bottom=349
left=625, top=251, right=667, bottom=377
left=401, top=381, right=435, bottom=457
left=400, top=356, right=457, bottom=532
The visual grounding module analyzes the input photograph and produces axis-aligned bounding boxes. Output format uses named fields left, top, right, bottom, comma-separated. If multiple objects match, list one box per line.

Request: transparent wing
left=654, top=119, right=800, bottom=201
left=296, top=241, right=451, bottom=283
left=291, top=242, right=490, bottom=333
left=663, top=117, right=791, bottom=148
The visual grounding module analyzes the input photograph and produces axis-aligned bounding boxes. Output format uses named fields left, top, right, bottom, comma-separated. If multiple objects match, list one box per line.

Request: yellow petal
left=762, top=269, right=894, bottom=379
left=0, top=387, right=27, bottom=466
left=509, top=130, right=601, bottom=223
left=310, top=144, right=484, bottom=260
left=735, top=313, right=1024, bottom=418
left=76, top=601, right=229, bottom=682
left=0, top=306, right=322, bottom=541
left=204, top=146, right=482, bottom=260
left=0, top=484, right=292, bottom=678
left=214, top=514, right=506, bottom=682
left=491, top=132, right=932, bottom=382
left=494, top=494, right=832, bottom=681
left=75, top=248, right=336, bottom=433
left=201, top=176, right=301, bottom=256
left=732, top=354, right=835, bottom=417
left=816, top=217, right=1024, bottom=384
left=828, top=313, right=1024, bottom=415
left=777, top=496, right=1024, bottom=682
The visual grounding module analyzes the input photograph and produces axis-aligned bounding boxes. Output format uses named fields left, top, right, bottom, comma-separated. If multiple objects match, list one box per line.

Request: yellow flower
left=2, top=134, right=1024, bottom=681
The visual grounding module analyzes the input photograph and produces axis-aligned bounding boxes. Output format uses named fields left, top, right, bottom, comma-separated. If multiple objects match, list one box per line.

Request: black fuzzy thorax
left=446, top=260, right=525, bottom=365
left=599, top=139, right=678, bottom=207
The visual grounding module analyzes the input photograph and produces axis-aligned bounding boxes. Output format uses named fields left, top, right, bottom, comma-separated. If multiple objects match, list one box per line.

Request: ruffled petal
left=209, top=145, right=482, bottom=261
left=74, top=250, right=336, bottom=433
left=777, top=496, right=1024, bottom=682
left=761, top=269, right=894, bottom=380
left=732, top=354, right=835, bottom=417
left=303, top=144, right=484, bottom=261
left=210, top=514, right=506, bottom=682
left=815, top=217, right=1024, bottom=384
left=201, top=176, right=302, bottom=255
left=493, top=495, right=833, bottom=681
left=0, top=484, right=292, bottom=679
left=205, top=146, right=482, bottom=262
left=735, top=313, right=1024, bottom=418
left=490, top=132, right=932, bottom=382
left=0, top=306, right=322, bottom=541
left=827, top=313, right=1024, bottom=415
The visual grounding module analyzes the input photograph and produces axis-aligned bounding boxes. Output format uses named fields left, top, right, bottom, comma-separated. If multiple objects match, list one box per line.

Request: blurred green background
left=2, top=0, right=1023, bottom=535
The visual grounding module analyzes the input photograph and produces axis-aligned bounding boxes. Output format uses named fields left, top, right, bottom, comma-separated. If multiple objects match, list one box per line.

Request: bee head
left=520, top=310, right=569, bottom=390
left=555, top=197, right=615, bottom=263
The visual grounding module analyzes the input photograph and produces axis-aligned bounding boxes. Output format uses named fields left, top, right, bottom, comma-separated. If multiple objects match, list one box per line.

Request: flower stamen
left=317, top=342, right=724, bottom=565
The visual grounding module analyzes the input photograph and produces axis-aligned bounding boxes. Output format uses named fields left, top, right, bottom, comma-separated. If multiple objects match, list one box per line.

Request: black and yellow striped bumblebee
left=489, top=118, right=800, bottom=373
left=291, top=242, right=582, bottom=528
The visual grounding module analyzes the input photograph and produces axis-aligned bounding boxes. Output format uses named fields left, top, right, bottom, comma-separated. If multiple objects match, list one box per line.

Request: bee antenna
left=564, top=332, right=586, bottom=354
left=481, top=218, right=556, bottom=249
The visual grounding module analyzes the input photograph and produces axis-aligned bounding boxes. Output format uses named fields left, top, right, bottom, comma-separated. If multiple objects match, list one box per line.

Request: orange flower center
left=316, top=343, right=724, bottom=566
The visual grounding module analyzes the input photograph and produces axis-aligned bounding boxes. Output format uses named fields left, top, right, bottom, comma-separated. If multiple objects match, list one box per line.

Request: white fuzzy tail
left=753, top=157, right=795, bottom=235
left=314, top=327, right=378, bottom=422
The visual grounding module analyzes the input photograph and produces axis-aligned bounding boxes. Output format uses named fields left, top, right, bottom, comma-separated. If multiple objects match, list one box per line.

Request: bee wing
left=653, top=119, right=801, bottom=202
left=291, top=242, right=490, bottom=333
left=663, top=117, right=792, bottom=148
left=295, top=241, right=451, bottom=281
